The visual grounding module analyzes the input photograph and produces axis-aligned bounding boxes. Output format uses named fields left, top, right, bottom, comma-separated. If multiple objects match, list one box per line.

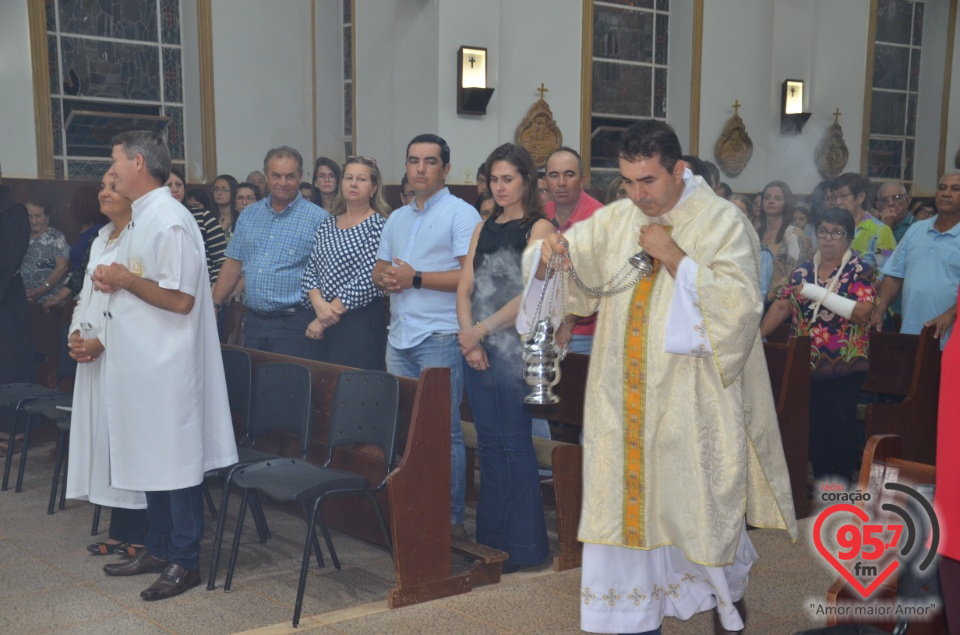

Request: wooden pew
left=859, top=327, right=941, bottom=464
left=227, top=346, right=507, bottom=609
left=530, top=353, right=590, bottom=572
left=825, top=435, right=946, bottom=634
left=763, top=336, right=811, bottom=518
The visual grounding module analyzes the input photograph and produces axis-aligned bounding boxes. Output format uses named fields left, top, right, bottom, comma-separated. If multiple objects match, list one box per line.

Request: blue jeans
left=464, top=336, right=549, bottom=567
left=386, top=334, right=465, bottom=525
left=243, top=307, right=321, bottom=360
left=144, top=484, right=205, bottom=571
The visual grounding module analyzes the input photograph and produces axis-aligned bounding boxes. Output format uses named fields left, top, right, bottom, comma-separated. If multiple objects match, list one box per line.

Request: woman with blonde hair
left=301, top=156, right=390, bottom=369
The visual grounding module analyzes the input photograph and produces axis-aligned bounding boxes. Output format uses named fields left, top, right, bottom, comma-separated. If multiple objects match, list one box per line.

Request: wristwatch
left=412, top=271, right=423, bottom=289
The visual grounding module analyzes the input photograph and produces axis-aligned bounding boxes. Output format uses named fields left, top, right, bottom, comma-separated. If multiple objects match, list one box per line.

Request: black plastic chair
left=200, top=348, right=255, bottom=519
left=223, top=370, right=400, bottom=627
left=0, top=383, right=69, bottom=492
left=205, top=361, right=313, bottom=590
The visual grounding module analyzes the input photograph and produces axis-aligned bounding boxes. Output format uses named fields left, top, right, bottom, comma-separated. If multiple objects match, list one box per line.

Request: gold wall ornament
left=815, top=109, right=850, bottom=180
left=714, top=101, right=753, bottom=178
left=515, top=84, right=563, bottom=168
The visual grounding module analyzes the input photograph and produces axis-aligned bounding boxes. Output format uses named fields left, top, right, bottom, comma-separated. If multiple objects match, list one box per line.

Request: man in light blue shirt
left=873, top=171, right=960, bottom=349
left=373, top=134, right=481, bottom=539
left=212, top=146, right=329, bottom=358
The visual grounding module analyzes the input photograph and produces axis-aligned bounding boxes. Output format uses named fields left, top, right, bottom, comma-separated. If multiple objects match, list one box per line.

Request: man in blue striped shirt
left=213, top=146, right=329, bottom=358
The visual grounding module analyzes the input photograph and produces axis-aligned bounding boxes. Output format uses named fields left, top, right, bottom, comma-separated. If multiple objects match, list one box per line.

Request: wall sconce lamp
left=457, top=46, right=495, bottom=115
left=780, top=79, right=811, bottom=135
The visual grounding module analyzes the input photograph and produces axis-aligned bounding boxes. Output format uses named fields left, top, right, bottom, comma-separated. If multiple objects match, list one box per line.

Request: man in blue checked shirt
left=212, top=146, right=329, bottom=358
left=373, top=134, right=481, bottom=541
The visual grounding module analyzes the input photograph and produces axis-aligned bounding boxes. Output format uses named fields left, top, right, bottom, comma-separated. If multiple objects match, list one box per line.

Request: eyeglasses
left=816, top=228, right=847, bottom=240
left=212, top=186, right=231, bottom=194
left=879, top=194, right=905, bottom=205
left=236, top=194, right=257, bottom=202
left=834, top=191, right=854, bottom=201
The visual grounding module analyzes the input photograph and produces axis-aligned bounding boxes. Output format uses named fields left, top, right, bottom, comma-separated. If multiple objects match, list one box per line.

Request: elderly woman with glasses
left=761, top=207, right=876, bottom=482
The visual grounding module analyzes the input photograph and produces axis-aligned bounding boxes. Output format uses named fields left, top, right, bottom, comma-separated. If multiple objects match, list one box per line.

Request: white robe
left=67, top=187, right=237, bottom=497
left=66, top=224, right=146, bottom=508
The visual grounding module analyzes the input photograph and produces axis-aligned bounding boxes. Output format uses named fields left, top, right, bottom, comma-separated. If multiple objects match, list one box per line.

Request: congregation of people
left=2, top=118, right=959, bottom=635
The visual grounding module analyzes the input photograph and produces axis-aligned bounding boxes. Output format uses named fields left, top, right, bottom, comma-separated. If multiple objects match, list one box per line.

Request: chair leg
left=300, top=501, right=325, bottom=570
left=91, top=504, right=101, bottom=535
left=14, top=414, right=35, bottom=493
left=48, top=429, right=68, bottom=514
left=249, top=493, right=271, bottom=543
left=2, top=404, right=27, bottom=491
left=224, top=489, right=250, bottom=592
left=207, top=474, right=233, bottom=590
left=294, top=499, right=324, bottom=628
left=202, top=482, right=218, bottom=518
left=59, top=444, right=68, bottom=511
left=370, top=496, right=393, bottom=555
left=313, top=504, right=340, bottom=571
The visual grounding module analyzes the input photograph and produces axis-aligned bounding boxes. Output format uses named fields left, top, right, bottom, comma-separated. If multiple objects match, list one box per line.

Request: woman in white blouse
left=301, top=157, right=390, bottom=369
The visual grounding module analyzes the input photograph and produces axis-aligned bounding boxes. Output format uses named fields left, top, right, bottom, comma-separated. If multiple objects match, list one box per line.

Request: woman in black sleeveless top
left=456, top=143, right=553, bottom=571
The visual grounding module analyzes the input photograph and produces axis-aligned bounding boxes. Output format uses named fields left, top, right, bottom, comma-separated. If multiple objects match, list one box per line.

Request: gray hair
left=878, top=182, right=908, bottom=197
left=263, top=146, right=304, bottom=176
left=111, top=130, right=171, bottom=184
left=940, top=169, right=960, bottom=182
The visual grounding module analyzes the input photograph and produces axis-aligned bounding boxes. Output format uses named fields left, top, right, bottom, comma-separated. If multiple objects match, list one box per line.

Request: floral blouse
left=779, top=255, right=876, bottom=378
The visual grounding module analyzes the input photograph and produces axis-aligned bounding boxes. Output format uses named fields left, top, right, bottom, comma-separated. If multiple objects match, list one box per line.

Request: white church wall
left=699, top=0, right=871, bottom=195
left=0, top=1, right=39, bottom=178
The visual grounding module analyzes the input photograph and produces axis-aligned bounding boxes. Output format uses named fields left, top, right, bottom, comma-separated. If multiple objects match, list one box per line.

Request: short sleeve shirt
left=376, top=188, right=481, bottom=349
left=881, top=217, right=960, bottom=348
left=225, top=193, right=329, bottom=312
left=851, top=212, right=896, bottom=272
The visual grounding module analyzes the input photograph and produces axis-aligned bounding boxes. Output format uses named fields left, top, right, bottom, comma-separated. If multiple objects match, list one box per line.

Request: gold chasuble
left=523, top=178, right=797, bottom=567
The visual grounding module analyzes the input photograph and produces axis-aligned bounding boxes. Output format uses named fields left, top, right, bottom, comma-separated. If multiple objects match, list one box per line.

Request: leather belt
left=246, top=306, right=305, bottom=319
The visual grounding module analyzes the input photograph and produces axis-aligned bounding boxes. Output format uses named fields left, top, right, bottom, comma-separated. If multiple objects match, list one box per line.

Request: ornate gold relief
left=815, top=109, right=850, bottom=180
left=515, top=84, right=563, bottom=168
left=714, top=101, right=753, bottom=178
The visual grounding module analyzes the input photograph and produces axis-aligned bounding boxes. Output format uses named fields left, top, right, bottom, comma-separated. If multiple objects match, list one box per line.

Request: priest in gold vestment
left=519, top=121, right=796, bottom=635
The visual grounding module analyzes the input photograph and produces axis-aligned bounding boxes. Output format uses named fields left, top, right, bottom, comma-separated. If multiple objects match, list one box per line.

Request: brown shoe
left=714, top=599, right=747, bottom=634
left=140, top=564, right=201, bottom=601
left=103, top=551, right=169, bottom=577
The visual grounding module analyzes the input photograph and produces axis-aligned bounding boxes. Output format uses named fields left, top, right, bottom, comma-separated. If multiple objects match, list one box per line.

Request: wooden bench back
left=862, top=330, right=922, bottom=396
left=826, top=435, right=944, bottom=633
left=763, top=336, right=811, bottom=517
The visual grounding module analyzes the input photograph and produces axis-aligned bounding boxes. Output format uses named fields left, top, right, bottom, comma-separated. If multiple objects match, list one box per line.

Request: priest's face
left=618, top=155, right=685, bottom=218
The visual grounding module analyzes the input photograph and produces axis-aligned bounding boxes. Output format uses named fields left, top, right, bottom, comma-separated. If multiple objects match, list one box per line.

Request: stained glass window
left=47, top=0, right=184, bottom=180
left=867, top=0, right=923, bottom=188
left=343, top=2, right=354, bottom=157
left=588, top=1, right=668, bottom=188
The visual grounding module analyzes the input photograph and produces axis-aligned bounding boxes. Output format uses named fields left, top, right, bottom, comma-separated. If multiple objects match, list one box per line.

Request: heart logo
left=813, top=503, right=900, bottom=598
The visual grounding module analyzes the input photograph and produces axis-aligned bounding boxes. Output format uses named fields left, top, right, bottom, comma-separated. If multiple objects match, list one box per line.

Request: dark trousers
left=312, top=299, right=387, bottom=370
left=941, top=556, right=960, bottom=633
left=243, top=307, right=321, bottom=360
left=809, top=372, right=866, bottom=480
left=108, top=507, right=148, bottom=544
left=144, top=484, right=204, bottom=570
left=463, top=337, right=549, bottom=567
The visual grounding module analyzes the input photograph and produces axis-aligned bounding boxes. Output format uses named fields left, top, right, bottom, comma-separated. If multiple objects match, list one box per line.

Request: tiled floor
left=0, top=440, right=834, bottom=634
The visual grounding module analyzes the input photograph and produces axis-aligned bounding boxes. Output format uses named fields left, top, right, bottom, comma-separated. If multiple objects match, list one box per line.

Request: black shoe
left=140, top=564, right=201, bottom=601
left=103, top=551, right=169, bottom=577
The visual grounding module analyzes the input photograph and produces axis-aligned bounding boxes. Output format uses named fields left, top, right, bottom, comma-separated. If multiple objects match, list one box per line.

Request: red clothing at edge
left=937, top=285, right=960, bottom=560
left=543, top=190, right=604, bottom=337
